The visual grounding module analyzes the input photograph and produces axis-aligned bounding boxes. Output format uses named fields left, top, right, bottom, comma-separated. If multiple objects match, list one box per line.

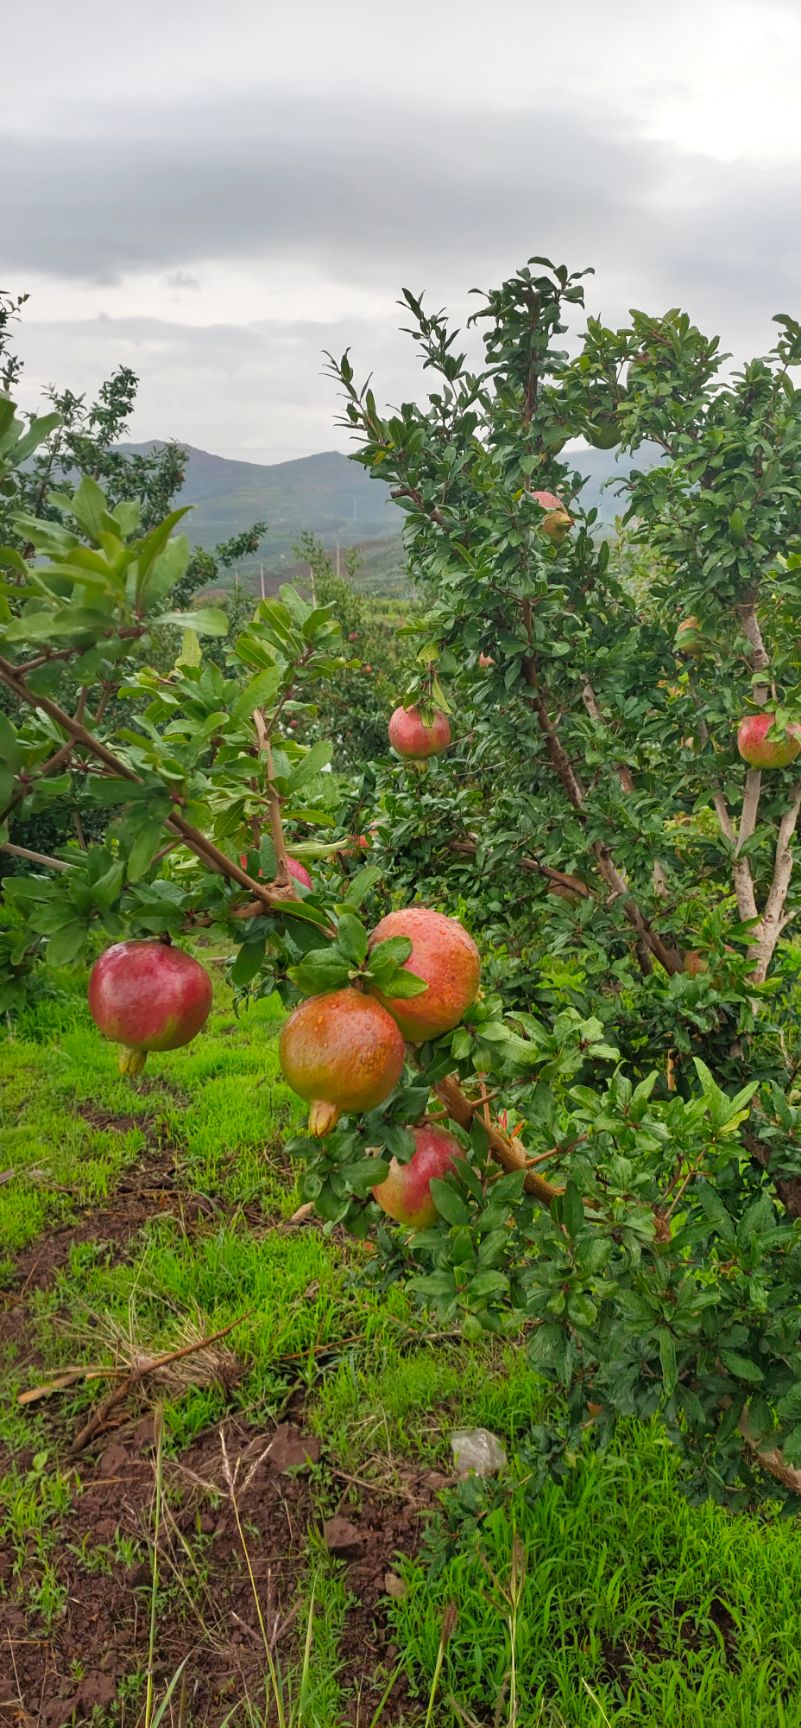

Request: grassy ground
left=3, top=969, right=801, bottom=1725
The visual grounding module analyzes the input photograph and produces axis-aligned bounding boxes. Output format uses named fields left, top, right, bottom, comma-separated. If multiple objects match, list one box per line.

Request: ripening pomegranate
left=373, top=1124, right=462, bottom=1229
left=737, top=713, right=801, bottom=769
left=584, top=416, right=619, bottom=450
left=88, top=940, right=212, bottom=1076
left=529, top=490, right=573, bottom=543
left=279, top=988, right=405, bottom=1136
left=478, top=652, right=496, bottom=669
left=676, top=616, right=703, bottom=657
left=367, top=906, right=480, bottom=1043
left=388, top=705, right=451, bottom=761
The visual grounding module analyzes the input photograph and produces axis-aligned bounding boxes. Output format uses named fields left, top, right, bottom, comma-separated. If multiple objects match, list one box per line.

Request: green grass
left=4, top=968, right=801, bottom=1722
left=394, top=1424, right=801, bottom=1726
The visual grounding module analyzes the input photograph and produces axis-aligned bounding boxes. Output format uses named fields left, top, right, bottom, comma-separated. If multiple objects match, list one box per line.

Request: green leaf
left=368, top=936, right=413, bottom=972
left=158, top=607, right=228, bottom=637
left=45, top=920, right=89, bottom=967
left=658, top=1330, right=678, bottom=1397
left=231, top=939, right=266, bottom=987
left=719, top=1349, right=764, bottom=1384
left=382, top=1125, right=416, bottom=1161
left=337, top=913, right=368, bottom=966
left=468, top=1269, right=509, bottom=1300
left=562, top=1180, right=584, bottom=1238
left=0, top=713, right=21, bottom=773
left=342, top=865, right=381, bottom=909
left=231, top=666, right=282, bottom=723
left=288, top=949, right=351, bottom=996
left=127, top=817, right=166, bottom=883
left=378, top=967, right=429, bottom=999
left=430, top=1179, right=471, bottom=1226
left=287, top=740, right=332, bottom=790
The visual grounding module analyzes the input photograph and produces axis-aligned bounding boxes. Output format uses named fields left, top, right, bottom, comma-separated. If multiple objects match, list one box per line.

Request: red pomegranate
left=737, top=713, right=801, bottom=769
left=279, top=987, right=405, bottom=1136
left=88, top=941, right=212, bottom=1076
left=388, top=705, right=451, bottom=761
left=367, top=906, right=480, bottom=1043
left=529, top=490, right=573, bottom=543
left=373, top=1124, right=462, bottom=1229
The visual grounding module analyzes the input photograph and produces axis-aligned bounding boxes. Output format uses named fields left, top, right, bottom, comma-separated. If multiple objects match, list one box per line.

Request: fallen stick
left=67, top=1311, right=251, bottom=1456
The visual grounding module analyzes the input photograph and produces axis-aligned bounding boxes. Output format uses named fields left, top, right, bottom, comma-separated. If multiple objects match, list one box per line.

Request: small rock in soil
left=324, top=1516, right=365, bottom=1557
left=383, top=1571, right=407, bottom=1599
left=267, top=1423, right=321, bottom=1472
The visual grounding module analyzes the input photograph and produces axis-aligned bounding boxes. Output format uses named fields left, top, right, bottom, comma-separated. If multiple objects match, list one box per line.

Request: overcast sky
left=5, top=0, right=801, bottom=463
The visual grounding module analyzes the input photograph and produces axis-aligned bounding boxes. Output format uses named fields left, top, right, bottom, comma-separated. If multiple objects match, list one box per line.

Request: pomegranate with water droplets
left=279, top=987, right=405, bottom=1136
left=737, top=713, right=801, bottom=769
left=373, top=1124, right=462, bottom=1229
left=388, top=705, right=451, bottom=761
left=367, top=906, right=480, bottom=1043
left=88, top=941, right=212, bottom=1076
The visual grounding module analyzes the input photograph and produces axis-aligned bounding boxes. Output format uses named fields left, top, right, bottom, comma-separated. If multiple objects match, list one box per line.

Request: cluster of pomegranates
left=279, top=904, right=481, bottom=1224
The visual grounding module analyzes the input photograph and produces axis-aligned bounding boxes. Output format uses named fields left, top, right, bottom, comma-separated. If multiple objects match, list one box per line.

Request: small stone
left=267, top=1423, right=321, bottom=1472
left=323, top=1516, right=365, bottom=1558
left=450, top=1427, right=508, bottom=1477
left=383, top=1571, right=407, bottom=1599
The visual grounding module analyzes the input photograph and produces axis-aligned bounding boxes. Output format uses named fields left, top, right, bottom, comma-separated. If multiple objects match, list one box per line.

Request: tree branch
left=751, top=783, right=801, bottom=984
left=0, top=841, right=70, bottom=871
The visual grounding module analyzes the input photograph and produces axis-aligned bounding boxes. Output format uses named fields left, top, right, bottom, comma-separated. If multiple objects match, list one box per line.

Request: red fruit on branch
left=388, top=705, right=451, bottom=761
left=373, top=1124, right=462, bottom=1228
left=367, top=906, right=480, bottom=1043
left=279, top=988, right=405, bottom=1136
left=478, top=652, right=496, bottom=669
left=88, top=941, right=212, bottom=1076
left=737, top=713, right=801, bottom=769
left=528, top=490, right=573, bottom=543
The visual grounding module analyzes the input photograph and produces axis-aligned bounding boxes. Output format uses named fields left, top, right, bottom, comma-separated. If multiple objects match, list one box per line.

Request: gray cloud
left=6, top=29, right=801, bottom=461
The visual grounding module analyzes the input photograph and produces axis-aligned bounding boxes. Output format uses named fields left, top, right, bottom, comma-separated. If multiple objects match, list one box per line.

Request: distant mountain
left=119, top=439, right=660, bottom=594
left=121, top=442, right=400, bottom=559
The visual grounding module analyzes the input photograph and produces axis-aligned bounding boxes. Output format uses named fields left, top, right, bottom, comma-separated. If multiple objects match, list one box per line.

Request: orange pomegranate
left=279, top=988, right=405, bottom=1136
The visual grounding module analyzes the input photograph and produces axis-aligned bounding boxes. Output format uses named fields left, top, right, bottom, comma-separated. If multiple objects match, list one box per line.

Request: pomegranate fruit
left=676, top=616, right=703, bottom=656
left=88, top=940, right=212, bottom=1076
left=279, top=987, right=405, bottom=1136
left=388, top=704, right=451, bottom=761
left=529, top=489, right=573, bottom=543
left=737, top=713, right=801, bottom=769
left=373, top=1124, right=462, bottom=1229
left=367, top=906, right=480, bottom=1043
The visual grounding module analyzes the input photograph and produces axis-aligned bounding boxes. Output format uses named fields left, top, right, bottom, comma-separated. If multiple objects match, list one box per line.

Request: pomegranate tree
left=88, top=941, right=212, bottom=1075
